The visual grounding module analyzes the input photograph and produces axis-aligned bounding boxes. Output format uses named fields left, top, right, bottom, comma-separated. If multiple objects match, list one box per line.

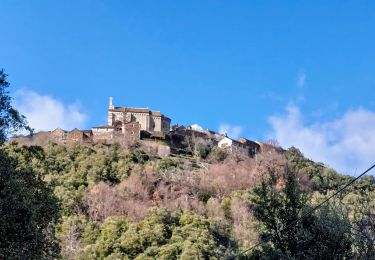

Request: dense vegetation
left=1, top=70, right=374, bottom=259
left=1, top=142, right=374, bottom=259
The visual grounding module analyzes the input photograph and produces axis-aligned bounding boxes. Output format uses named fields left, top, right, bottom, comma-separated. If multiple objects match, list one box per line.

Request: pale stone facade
left=106, top=97, right=171, bottom=133
left=91, top=97, right=171, bottom=142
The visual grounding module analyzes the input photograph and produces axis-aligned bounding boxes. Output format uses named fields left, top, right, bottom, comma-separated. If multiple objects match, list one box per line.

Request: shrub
left=209, top=146, right=227, bottom=162
left=157, top=140, right=167, bottom=146
left=157, top=157, right=182, bottom=171
left=196, top=143, right=211, bottom=159
left=128, top=149, right=149, bottom=164
left=197, top=191, right=211, bottom=203
left=78, top=208, right=239, bottom=259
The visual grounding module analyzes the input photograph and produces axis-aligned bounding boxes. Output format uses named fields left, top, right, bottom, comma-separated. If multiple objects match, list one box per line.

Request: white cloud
left=297, top=72, right=306, bottom=88
left=269, top=105, right=375, bottom=174
left=218, top=124, right=243, bottom=139
left=14, top=90, right=87, bottom=131
left=190, top=123, right=204, bottom=132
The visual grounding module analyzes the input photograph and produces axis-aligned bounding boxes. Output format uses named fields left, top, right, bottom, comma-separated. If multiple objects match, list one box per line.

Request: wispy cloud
left=297, top=72, right=306, bottom=88
left=268, top=105, right=375, bottom=174
left=218, top=124, right=243, bottom=139
left=14, top=90, right=87, bottom=131
left=261, top=91, right=286, bottom=102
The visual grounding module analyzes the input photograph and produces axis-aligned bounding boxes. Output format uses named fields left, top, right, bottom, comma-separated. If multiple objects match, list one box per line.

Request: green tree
left=0, top=148, right=60, bottom=259
left=79, top=208, right=238, bottom=259
left=250, top=166, right=353, bottom=259
left=0, top=71, right=58, bottom=259
left=0, top=69, right=31, bottom=143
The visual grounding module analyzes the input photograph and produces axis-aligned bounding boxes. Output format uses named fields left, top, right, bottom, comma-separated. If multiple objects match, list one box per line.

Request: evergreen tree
left=0, top=147, right=60, bottom=259
left=250, top=166, right=353, bottom=259
left=0, top=70, right=58, bottom=259
left=0, top=69, right=31, bottom=143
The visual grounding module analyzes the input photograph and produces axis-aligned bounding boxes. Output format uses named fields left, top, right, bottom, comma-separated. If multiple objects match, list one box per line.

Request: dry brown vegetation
left=83, top=148, right=292, bottom=253
left=69, top=143, right=321, bottom=253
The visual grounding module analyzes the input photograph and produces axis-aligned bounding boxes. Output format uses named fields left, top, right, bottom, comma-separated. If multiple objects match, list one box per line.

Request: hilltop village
left=12, top=98, right=270, bottom=156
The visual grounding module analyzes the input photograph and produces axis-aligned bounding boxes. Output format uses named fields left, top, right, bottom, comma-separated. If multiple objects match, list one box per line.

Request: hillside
left=2, top=140, right=374, bottom=259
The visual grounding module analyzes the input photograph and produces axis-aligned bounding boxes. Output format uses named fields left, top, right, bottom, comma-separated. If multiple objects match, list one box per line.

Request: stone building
left=254, top=141, right=283, bottom=153
left=107, top=97, right=171, bottom=134
left=218, top=136, right=260, bottom=156
left=124, top=121, right=141, bottom=141
left=92, top=126, right=114, bottom=143
left=167, top=125, right=225, bottom=154
left=10, top=96, right=263, bottom=158
left=238, top=137, right=260, bottom=155
left=51, top=128, right=67, bottom=144
left=92, top=97, right=171, bottom=142
left=67, top=128, right=92, bottom=144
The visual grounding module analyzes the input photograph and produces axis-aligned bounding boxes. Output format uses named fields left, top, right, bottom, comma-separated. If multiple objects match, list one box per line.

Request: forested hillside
left=2, top=141, right=374, bottom=259
left=1, top=69, right=374, bottom=259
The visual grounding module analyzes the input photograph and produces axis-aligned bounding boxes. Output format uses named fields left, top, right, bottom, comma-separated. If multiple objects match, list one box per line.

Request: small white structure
left=218, top=136, right=234, bottom=149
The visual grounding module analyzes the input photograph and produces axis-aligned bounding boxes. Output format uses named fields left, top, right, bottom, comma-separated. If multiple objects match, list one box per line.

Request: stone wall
left=51, top=128, right=67, bottom=144
left=152, top=115, right=161, bottom=132
left=108, top=108, right=170, bottom=134
left=124, top=121, right=141, bottom=141
left=131, top=113, right=150, bottom=131
left=92, top=127, right=113, bottom=143
left=238, top=138, right=260, bottom=155
left=161, top=117, right=171, bottom=132
left=66, top=129, right=92, bottom=144
left=108, top=111, right=124, bottom=126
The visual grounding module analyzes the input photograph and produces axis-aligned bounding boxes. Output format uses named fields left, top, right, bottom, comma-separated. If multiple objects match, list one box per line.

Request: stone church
left=92, top=97, right=171, bottom=142
left=11, top=97, right=265, bottom=158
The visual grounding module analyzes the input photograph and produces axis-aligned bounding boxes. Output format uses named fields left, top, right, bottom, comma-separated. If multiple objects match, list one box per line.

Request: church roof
left=93, top=125, right=114, bottom=129
left=109, top=106, right=170, bottom=119
left=110, top=107, right=149, bottom=113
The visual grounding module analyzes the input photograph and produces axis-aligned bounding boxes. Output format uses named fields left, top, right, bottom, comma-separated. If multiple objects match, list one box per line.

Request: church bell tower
left=109, top=97, right=114, bottom=109
left=108, top=97, right=114, bottom=126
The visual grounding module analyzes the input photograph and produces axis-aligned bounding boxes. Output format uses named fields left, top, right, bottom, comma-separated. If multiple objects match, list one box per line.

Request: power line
left=235, top=163, right=375, bottom=258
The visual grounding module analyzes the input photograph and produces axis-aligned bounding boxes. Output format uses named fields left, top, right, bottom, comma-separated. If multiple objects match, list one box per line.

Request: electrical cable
left=235, top=163, right=375, bottom=258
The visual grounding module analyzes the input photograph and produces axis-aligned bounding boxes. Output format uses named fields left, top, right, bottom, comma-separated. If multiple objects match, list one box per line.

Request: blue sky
left=1, top=1, right=375, bottom=174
